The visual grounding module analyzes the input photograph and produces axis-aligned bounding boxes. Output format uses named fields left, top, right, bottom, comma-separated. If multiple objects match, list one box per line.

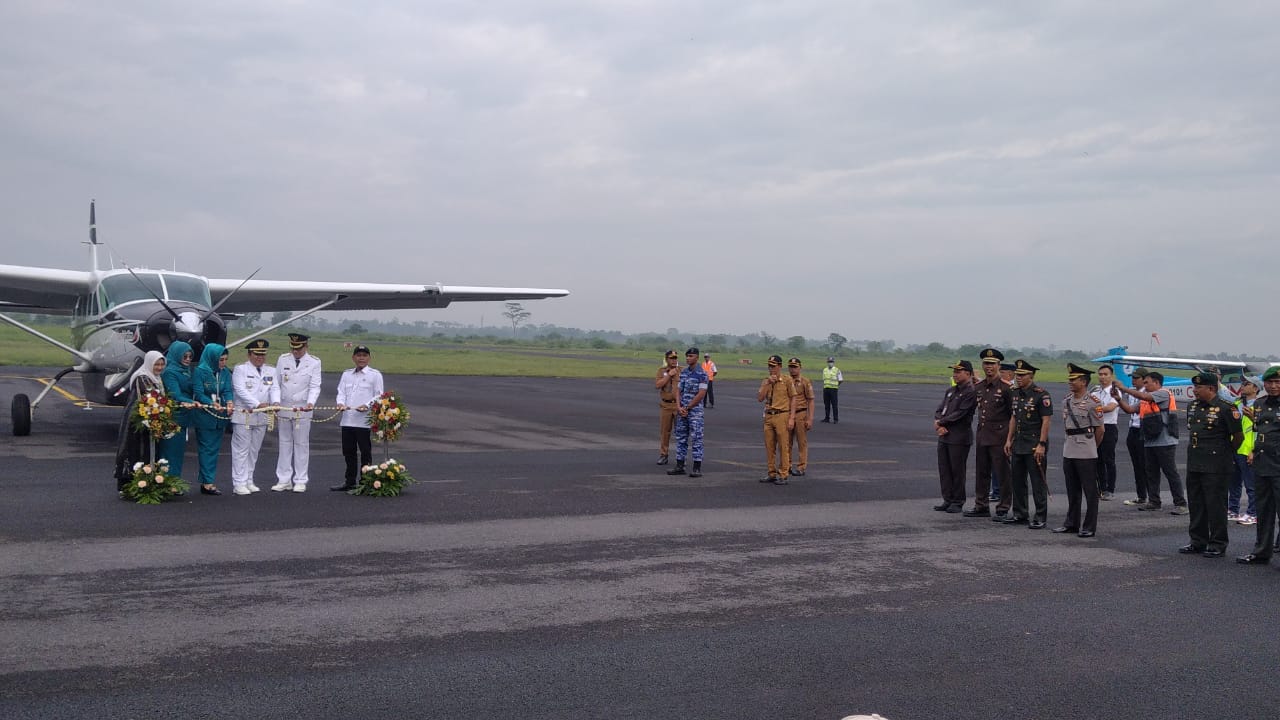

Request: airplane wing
left=206, top=278, right=570, bottom=313
left=0, top=264, right=90, bottom=315
left=1090, top=352, right=1275, bottom=377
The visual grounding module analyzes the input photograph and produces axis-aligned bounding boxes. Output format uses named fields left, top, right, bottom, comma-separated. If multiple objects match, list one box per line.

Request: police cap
left=1066, top=363, right=1093, bottom=381
left=664, top=349, right=678, bottom=359
left=246, top=338, right=270, bottom=356
left=1013, top=359, right=1038, bottom=375
left=788, top=357, right=802, bottom=368
left=685, top=347, right=700, bottom=357
left=288, top=332, right=310, bottom=348
left=352, top=345, right=371, bottom=355
left=949, top=360, right=973, bottom=372
left=1191, top=372, right=1219, bottom=388
left=999, top=363, right=1015, bottom=372
left=979, top=348, right=1004, bottom=363
left=1263, top=367, right=1280, bottom=382
left=768, top=354, right=784, bottom=367
left=827, top=356, right=835, bottom=363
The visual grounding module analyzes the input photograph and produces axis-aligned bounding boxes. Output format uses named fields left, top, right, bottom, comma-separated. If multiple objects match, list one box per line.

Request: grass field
left=0, top=323, right=1082, bottom=383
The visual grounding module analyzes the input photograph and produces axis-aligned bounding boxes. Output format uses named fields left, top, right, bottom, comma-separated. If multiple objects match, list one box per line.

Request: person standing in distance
left=1113, top=368, right=1151, bottom=506
left=274, top=333, right=323, bottom=492
left=230, top=339, right=280, bottom=495
left=757, top=354, right=796, bottom=484
left=654, top=349, right=681, bottom=465
left=667, top=347, right=709, bottom=478
left=1002, top=360, right=1052, bottom=529
left=1091, top=365, right=1122, bottom=501
left=701, top=353, right=718, bottom=408
left=821, top=356, right=843, bottom=423
left=1178, top=373, right=1242, bottom=558
left=934, top=360, right=977, bottom=513
left=967, top=348, right=1012, bottom=519
left=1238, top=367, right=1280, bottom=565
left=1115, top=371, right=1189, bottom=514
left=331, top=345, right=385, bottom=492
left=787, top=357, right=815, bottom=477
left=1054, top=364, right=1104, bottom=537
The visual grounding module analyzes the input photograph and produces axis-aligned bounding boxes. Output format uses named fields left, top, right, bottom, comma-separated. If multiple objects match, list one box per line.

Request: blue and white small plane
left=1090, top=346, right=1279, bottom=403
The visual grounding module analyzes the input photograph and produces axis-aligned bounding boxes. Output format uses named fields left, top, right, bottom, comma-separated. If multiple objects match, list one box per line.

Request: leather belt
left=1065, top=428, right=1092, bottom=436
left=765, top=409, right=786, bottom=415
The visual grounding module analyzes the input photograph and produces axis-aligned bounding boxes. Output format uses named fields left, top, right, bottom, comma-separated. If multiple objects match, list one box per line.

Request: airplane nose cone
left=172, top=311, right=204, bottom=343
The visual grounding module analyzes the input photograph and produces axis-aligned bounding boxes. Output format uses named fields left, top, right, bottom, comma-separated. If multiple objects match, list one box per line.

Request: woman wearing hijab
left=159, top=341, right=196, bottom=482
left=113, top=350, right=167, bottom=492
left=191, top=343, right=233, bottom=495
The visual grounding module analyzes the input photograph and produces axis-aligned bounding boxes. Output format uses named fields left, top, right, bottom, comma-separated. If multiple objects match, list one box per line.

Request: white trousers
left=276, top=415, right=312, bottom=487
left=231, top=423, right=266, bottom=488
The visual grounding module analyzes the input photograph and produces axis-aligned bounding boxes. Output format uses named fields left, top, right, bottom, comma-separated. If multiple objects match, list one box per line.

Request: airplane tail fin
left=1102, top=346, right=1136, bottom=387
left=87, top=200, right=101, bottom=272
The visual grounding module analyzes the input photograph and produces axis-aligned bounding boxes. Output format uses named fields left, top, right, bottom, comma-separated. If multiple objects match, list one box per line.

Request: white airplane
left=1091, top=346, right=1279, bottom=403
left=0, top=202, right=569, bottom=435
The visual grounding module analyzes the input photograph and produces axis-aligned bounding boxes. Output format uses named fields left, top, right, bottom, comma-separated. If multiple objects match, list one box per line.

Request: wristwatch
left=1037, top=441, right=1048, bottom=448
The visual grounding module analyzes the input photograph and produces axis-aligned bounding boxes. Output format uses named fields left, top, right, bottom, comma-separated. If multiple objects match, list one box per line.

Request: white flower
left=155, top=475, right=164, bottom=483
left=133, top=462, right=143, bottom=471
left=379, top=462, right=388, bottom=470
left=137, top=480, right=147, bottom=488
left=373, top=480, right=382, bottom=489
left=374, top=469, right=382, bottom=475
left=142, top=465, right=153, bottom=474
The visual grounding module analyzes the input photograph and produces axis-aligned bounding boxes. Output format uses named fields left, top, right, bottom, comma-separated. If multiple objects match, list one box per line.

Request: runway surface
left=1, top=369, right=1277, bottom=719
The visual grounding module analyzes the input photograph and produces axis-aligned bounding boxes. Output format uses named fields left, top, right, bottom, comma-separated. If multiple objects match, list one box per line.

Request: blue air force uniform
left=667, top=347, right=709, bottom=477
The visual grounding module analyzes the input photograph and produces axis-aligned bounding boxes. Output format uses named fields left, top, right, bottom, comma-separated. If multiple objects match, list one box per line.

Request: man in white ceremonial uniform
left=273, top=332, right=322, bottom=492
left=331, top=344, right=385, bottom=492
left=230, top=339, right=280, bottom=495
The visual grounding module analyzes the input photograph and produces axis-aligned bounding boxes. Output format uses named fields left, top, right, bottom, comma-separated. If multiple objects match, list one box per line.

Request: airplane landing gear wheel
left=11, top=393, right=31, bottom=436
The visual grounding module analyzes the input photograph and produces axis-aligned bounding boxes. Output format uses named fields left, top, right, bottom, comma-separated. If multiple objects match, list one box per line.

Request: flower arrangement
left=367, top=390, right=410, bottom=442
left=350, top=458, right=416, bottom=497
left=131, top=389, right=182, bottom=440
left=121, top=459, right=189, bottom=505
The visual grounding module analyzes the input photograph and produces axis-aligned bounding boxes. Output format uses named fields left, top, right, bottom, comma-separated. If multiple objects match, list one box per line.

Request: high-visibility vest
left=823, top=366, right=842, bottom=389
left=702, top=361, right=716, bottom=379
left=1236, top=399, right=1256, bottom=455
left=1139, top=393, right=1177, bottom=417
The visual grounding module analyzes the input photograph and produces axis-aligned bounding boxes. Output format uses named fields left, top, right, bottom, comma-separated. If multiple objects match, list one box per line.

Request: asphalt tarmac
left=1, top=369, right=1277, bottom=719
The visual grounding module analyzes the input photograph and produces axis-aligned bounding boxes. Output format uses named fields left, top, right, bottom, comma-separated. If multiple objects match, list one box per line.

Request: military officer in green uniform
left=1239, top=367, right=1280, bottom=564
left=1002, top=359, right=1052, bottom=529
left=1179, top=372, right=1243, bottom=558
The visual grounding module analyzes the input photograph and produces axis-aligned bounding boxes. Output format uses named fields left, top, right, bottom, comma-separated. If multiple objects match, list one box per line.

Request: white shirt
left=337, top=366, right=385, bottom=428
left=231, top=360, right=281, bottom=426
left=1090, top=385, right=1120, bottom=425
left=276, top=351, right=323, bottom=417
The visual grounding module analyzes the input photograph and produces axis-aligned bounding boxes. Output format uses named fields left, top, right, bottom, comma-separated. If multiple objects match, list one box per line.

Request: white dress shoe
left=291, top=484, right=307, bottom=493
left=248, top=484, right=261, bottom=493
left=232, top=486, right=252, bottom=496
left=270, top=483, right=292, bottom=492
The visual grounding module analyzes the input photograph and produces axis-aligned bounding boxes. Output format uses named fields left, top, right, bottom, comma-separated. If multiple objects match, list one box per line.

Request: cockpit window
left=98, top=273, right=212, bottom=310
left=161, top=274, right=212, bottom=305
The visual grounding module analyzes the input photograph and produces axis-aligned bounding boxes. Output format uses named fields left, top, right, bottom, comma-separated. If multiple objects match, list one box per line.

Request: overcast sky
left=1, top=1, right=1276, bottom=355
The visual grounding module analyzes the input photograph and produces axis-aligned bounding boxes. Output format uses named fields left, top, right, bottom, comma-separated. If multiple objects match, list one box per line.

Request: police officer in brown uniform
left=757, top=354, right=797, bottom=484
left=787, top=357, right=815, bottom=477
left=967, top=348, right=1013, bottom=519
left=1054, top=363, right=1104, bottom=537
left=654, top=350, right=681, bottom=465
left=1179, top=372, right=1243, bottom=558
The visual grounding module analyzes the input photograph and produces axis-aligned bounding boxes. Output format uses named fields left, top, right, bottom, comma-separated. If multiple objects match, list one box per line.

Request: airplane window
left=99, top=273, right=165, bottom=309
left=161, top=274, right=212, bottom=306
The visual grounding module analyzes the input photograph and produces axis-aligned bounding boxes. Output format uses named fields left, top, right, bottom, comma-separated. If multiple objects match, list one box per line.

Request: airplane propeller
left=203, top=267, right=261, bottom=322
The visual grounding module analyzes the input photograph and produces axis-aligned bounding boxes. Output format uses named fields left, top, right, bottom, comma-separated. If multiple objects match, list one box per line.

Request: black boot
left=667, top=461, right=686, bottom=476
left=688, top=461, right=702, bottom=478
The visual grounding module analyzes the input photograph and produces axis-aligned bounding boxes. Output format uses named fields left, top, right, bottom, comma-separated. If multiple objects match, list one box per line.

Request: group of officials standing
left=114, top=333, right=387, bottom=497
left=655, top=349, right=843, bottom=484
left=932, top=347, right=1280, bottom=565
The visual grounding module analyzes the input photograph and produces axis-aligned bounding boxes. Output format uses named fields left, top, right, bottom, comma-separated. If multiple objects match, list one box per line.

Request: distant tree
left=787, top=335, right=807, bottom=352
left=826, top=333, right=847, bottom=354
left=343, top=322, right=367, bottom=336
left=270, top=311, right=291, bottom=326
left=237, top=311, right=262, bottom=328
left=865, top=340, right=884, bottom=354
left=758, top=331, right=778, bottom=347
left=590, top=338, right=611, bottom=349
left=925, top=342, right=951, bottom=355
left=956, top=343, right=985, bottom=358
left=503, top=302, right=532, bottom=336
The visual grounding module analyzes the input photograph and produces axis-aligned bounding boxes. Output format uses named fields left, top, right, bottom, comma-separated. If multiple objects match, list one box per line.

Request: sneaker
left=1170, top=505, right=1189, bottom=516
left=1227, top=511, right=1240, bottom=521
left=1123, top=498, right=1148, bottom=506
left=1100, top=491, right=1113, bottom=501
left=248, top=484, right=261, bottom=493
left=233, top=486, right=252, bottom=496
left=1138, top=502, right=1161, bottom=511
left=1238, top=515, right=1257, bottom=525
left=271, top=482, right=293, bottom=492
left=292, top=484, right=307, bottom=493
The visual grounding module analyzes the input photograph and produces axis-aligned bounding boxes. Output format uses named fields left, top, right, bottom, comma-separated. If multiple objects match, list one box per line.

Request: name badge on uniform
left=245, top=379, right=255, bottom=390
left=264, top=375, right=274, bottom=386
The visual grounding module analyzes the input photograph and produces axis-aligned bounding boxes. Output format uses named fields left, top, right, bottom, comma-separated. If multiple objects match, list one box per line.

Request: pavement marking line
left=712, top=459, right=897, bottom=469
left=0, top=374, right=87, bottom=404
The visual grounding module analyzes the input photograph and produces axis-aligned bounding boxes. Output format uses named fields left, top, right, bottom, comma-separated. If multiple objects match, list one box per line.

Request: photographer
left=1114, top=371, right=1188, bottom=515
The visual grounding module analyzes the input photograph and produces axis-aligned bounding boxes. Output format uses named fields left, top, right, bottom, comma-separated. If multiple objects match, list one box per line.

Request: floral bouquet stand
left=122, top=389, right=189, bottom=504
left=350, top=391, right=415, bottom=497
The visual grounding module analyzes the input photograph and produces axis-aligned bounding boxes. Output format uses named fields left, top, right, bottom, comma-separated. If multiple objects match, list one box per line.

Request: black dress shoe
left=761, top=475, right=778, bottom=483
left=329, top=483, right=356, bottom=491
left=1028, top=520, right=1047, bottom=529
left=793, top=469, right=805, bottom=477
left=820, top=418, right=830, bottom=423
left=1000, top=515, right=1028, bottom=525
left=992, top=512, right=1008, bottom=522
left=944, top=504, right=963, bottom=513
left=666, top=465, right=687, bottom=476
left=1077, top=530, right=1096, bottom=538
left=933, top=502, right=951, bottom=511
left=1236, top=553, right=1270, bottom=565
left=1051, top=526, right=1078, bottom=534
left=656, top=455, right=669, bottom=465
left=1178, top=544, right=1207, bottom=554
left=962, top=508, right=991, bottom=517
left=1202, top=548, right=1225, bottom=558
left=773, top=477, right=789, bottom=485
left=200, top=485, right=222, bottom=496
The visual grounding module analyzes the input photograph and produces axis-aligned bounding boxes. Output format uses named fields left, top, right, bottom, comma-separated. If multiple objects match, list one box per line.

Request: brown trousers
left=764, top=413, right=791, bottom=478
left=659, top=402, right=677, bottom=455
left=789, top=410, right=809, bottom=471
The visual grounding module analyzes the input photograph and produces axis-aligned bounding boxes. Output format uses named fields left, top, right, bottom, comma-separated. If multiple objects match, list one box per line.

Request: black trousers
left=1186, top=470, right=1229, bottom=551
left=705, top=381, right=714, bottom=407
left=1144, top=445, right=1186, bottom=506
left=823, top=388, right=838, bottom=421
left=1125, top=427, right=1148, bottom=500
left=1252, top=474, right=1280, bottom=558
left=1095, top=424, right=1118, bottom=493
left=937, top=442, right=970, bottom=506
left=1009, top=452, right=1049, bottom=522
left=974, top=444, right=1010, bottom=511
left=341, top=426, right=373, bottom=484
left=1062, top=457, right=1099, bottom=533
